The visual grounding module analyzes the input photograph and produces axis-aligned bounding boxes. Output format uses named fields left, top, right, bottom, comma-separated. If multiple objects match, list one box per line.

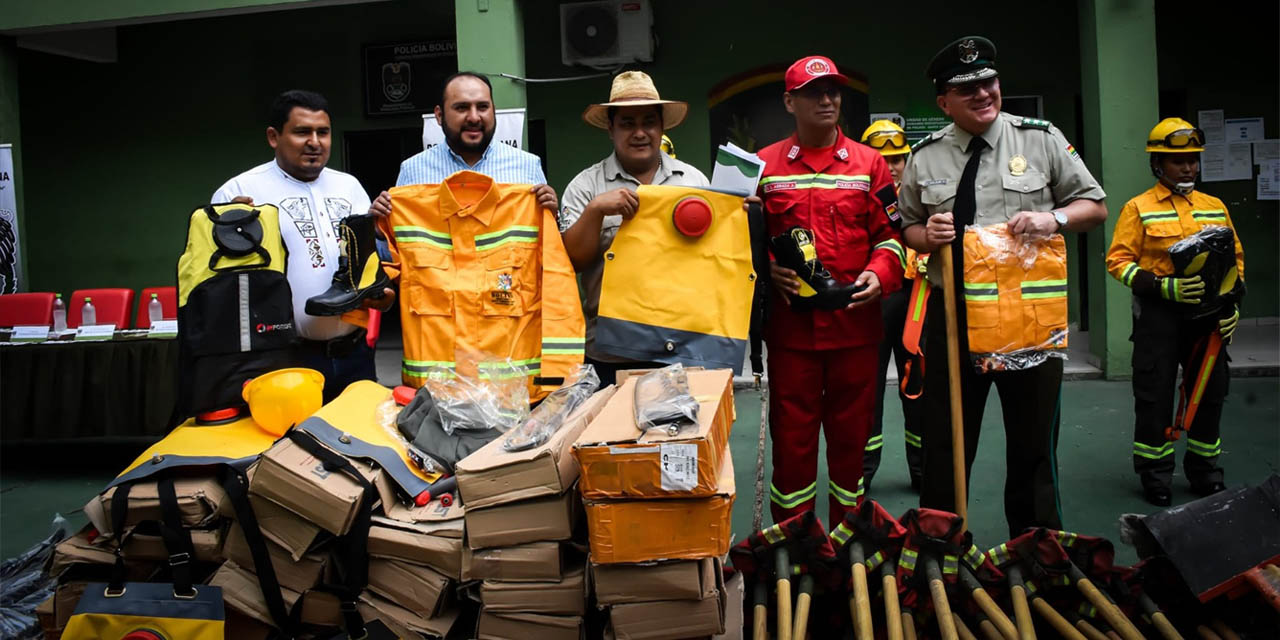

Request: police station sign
left=363, top=39, right=457, bottom=117
left=422, top=108, right=527, bottom=151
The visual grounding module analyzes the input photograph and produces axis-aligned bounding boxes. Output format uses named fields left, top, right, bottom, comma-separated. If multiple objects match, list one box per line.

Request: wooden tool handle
left=954, top=613, right=979, bottom=640
left=902, top=610, right=918, bottom=640
left=794, top=575, right=814, bottom=640
left=1006, top=566, right=1036, bottom=640
left=978, top=619, right=1006, bottom=640
left=1030, top=596, right=1088, bottom=640
left=1076, top=618, right=1111, bottom=640
left=924, top=557, right=958, bottom=640
left=776, top=547, right=792, bottom=640
left=1074, top=576, right=1146, bottom=640
left=971, top=587, right=1018, bottom=640
left=1150, top=613, right=1183, bottom=640
left=936, top=244, right=969, bottom=528
left=1194, top=626, right=1222, bottom=640
left=853, top=563, right=874, bottom=640
left=754, top=604, right=769, bottom=640
left=884, top=571, right=904, bottom=640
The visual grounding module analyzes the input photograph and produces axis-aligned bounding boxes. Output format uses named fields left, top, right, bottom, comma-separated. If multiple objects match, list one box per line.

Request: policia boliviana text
left=1105, top=117, right=1245, bottom=507
left=898, top=36, right=1108, bottom=536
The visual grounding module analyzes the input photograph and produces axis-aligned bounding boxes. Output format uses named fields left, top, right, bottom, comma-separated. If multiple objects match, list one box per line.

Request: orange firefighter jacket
left=962, top=224, right=1069, bottom=355
left=382, top=171, right=585, bottom=401
left=1105, top=182, right=1245, bottom=287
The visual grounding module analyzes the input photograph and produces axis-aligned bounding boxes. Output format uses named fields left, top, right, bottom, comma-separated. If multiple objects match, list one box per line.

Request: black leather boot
left=305, top=214, right=392, bottom=316
left=769, top=226, right=864, bottom=311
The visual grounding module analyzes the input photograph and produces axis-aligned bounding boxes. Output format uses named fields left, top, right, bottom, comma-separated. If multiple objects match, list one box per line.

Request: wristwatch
left=1051, top=210, right=1068, bottom=232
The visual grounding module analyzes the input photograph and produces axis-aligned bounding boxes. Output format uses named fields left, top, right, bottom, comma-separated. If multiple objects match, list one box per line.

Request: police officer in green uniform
left=898, top=36, right=1109, bottom=535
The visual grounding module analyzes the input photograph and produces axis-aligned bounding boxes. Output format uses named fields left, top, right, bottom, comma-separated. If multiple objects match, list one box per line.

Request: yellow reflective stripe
left=1057, top=531, right=1078, bottom=547
left=829, top=479, right=864, bottom=506
left=875, top=239, right=907, bottom=270
left=542, top=336, right=585, bottom=356
left=1119, top=262, right=1140, bottom=286
left=402, top=359, right=456, bottom=378
left=393, top=225, right=453, bottom=250
left=964, top=281, right=999, bottom=301
left=1192, top=353, right=1217, bottom=404
left=762, top=524, right=786, bottom=545
left=770, top=482, right=817, bottom=508
left=1187, top=437, right=1222, bottom=457
left=474, top=225, right=539, bottom=250
left=866, top=550, right=886, bottom=571
left=830, top=522, right=854, bottom=546
left=1026, top=581, right=1039, bottom=595
left=963, top=545, right=985, bottom=568
left=898, top=547, right=918, bottom=571
left=1191, top=209, right=1227, bottom=222
left=1021, top=279, right=1069, bottom=300
left=942, top=554, right=959, bottom=575
left=904, top=430, right=922, bottom=447
left=1139, top=209, right=1179, bottom=225
left=1133, top=441, right=1174, bottom=459
left=865, top=434, right=884, bottom=452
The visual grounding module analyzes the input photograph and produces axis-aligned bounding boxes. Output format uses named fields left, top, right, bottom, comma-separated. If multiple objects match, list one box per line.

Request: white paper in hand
left=711, top=142, right=766, bottom=196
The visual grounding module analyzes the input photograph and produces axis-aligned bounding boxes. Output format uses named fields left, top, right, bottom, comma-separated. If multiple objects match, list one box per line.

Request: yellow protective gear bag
left=961, top=224, right=1068, bottom=370
left=597, top=185, right=760, bottom=372
left=60, top=581, right=225, bottom=640
left=175, top=203, right=300, bottom=420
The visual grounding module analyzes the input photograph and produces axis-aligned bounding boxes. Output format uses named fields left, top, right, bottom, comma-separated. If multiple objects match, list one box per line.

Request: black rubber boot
left=769, top=226, right=864, bottom=311
left=305, top=214, right=391, bottom=316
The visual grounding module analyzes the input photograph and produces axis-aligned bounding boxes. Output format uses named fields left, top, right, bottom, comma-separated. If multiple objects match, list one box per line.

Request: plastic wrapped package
left=501, top=365, right=599, bottom=452
left=633, top=363, right=700, bottom=436
left=376, top=397, right=438, bottom=474
left=1, top=515, right=68, bottom=639
left=962, top=223, right=1069, bottom=373
left=420, top=356, right=530, bottom=435
left=1169, top=225, right=1243, bottom=319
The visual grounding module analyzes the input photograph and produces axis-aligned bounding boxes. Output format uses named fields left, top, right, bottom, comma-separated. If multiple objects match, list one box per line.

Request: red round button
left=122, top=630, right=167, bottom=640
left=672, top=197, right=713, bottom=237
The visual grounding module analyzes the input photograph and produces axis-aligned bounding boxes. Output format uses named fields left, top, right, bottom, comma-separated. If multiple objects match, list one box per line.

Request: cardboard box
left=49, top=529, right=158, bottom=580
left=54, top=582, right=87, bottom=630
left=223, top=520, right=327, bottom=593
left=481, top=564, right=586, bottom=616
left=35, top=594, right=55, bottom=640
left=585, top=453, right=735, bottom=564
left=713, top=572, right=744, bottom=640
left=209, top=561, right=342, bottom=628
left=457, top=386, right=617, bottom=510
left=224, top=609, right=276, bottom=640
left=477, top=609, right=583, bottom=640
left=368, top=516, right=464, bottom=580
left=358, top=591, right=461, bottom=639
left=465, top=487, right=579, bottom=550
left=247, top=491, right=321, bottom=561
left=463, top=541, right=566, bottom=582
left=87, top=477, right=227, bottom=535
left=367, top=557, right=451, bottom=619
left=607, top=565, right=726, bottom=639
left=574, top=369, right=734, bottom=499
left=592, top=557, right=719, bottom=605
left=250, top=436, right=379, bottom=535
left=123, top=526, right=224, bottom=564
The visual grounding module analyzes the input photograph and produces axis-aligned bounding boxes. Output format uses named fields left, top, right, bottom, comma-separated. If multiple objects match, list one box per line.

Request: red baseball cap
left=785, top=56, right=850, bottom=92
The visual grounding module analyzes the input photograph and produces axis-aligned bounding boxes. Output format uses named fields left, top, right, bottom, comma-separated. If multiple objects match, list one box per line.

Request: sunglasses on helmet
left=1150, top=128, right=1205, bottom=148
left=865, top=131, right=908, bottom=150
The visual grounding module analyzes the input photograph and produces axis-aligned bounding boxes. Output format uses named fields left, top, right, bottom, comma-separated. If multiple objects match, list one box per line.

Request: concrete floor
left=3, top=375, right=1277, bottom=567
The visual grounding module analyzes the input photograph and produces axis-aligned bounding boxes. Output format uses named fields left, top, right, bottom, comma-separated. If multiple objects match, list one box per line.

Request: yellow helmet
left=242, top=368, right=325, bottom=436
left=861, top=119, right=910, bottom=156
left=660, top=134, right=677, bottom=158
left=1146, top=117, right=1205, bottom=153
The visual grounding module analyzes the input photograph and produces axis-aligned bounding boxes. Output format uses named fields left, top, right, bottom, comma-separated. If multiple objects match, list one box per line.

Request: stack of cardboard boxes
left=456, top=384, right=617, bottom=639
left=573, top=368, right=738, bottom=639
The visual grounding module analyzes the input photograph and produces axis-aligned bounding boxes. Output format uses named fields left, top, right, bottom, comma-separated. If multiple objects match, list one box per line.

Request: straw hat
left=582, top=71, right=688, bottom=130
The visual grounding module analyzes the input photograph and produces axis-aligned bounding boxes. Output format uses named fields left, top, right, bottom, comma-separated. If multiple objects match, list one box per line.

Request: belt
left=300, top=329, right=366, bottom=359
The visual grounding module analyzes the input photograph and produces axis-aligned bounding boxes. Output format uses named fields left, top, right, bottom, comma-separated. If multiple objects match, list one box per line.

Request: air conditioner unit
left=560, top=0, right=654, bottom=67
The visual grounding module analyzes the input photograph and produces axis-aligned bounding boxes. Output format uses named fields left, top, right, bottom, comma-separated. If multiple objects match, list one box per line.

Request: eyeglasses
left=1149, top=128, right=1205, bottom=149
left=865, top=131, right=907, bottom=150
left=947, top=77, right=999, bottom=98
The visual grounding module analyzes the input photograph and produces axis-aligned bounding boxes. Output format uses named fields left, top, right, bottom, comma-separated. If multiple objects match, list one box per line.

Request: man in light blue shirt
left=371, top=72, right=557, bottom=215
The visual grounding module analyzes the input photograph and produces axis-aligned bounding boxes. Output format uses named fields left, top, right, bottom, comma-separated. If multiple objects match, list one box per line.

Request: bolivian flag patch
left=1066, top=144, right=1081, bottom=161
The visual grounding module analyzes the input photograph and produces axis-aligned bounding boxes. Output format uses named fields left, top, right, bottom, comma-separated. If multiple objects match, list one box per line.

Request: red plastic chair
left=68, top=288, right=135, bottom=329
left=0, top=292, right=56, bottom=327
left=135, top=286, right=178, bottom=327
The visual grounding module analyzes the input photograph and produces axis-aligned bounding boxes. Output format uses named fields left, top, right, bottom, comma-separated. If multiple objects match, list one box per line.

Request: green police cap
left=927, top=36, right=998, bottom=90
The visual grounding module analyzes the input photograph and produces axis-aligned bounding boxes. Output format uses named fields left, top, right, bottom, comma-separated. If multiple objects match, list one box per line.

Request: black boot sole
left=305, top=274, right=392, bottom=316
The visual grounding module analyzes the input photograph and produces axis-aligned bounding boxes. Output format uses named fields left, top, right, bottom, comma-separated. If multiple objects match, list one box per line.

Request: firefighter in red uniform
left=757, top=55, right=906, bottom=526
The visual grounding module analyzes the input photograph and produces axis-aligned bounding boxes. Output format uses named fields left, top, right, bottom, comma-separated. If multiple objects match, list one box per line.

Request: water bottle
left=81, top=297, right=96, bottom=326
left=148, top=293, right=163, bottom=323
left=52, top=294, right=67, bottom=332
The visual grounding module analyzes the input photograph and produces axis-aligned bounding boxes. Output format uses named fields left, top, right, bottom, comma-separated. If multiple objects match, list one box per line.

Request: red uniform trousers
left=767, top=342, right=878, bottom=527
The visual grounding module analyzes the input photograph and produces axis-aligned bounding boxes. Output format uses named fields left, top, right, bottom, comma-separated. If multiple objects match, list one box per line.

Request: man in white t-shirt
left=212, top=90, right=392, bottom=400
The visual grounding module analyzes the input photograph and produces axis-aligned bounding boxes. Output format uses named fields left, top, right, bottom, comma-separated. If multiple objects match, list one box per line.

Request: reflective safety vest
left=383, top=171, right=586, bottom=402
left=962, top=224, right=1069, bottom=356
left=597, top=185, right=758, bottom=372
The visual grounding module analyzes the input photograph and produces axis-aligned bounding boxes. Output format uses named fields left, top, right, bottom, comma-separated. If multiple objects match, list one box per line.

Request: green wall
left=17, top=0, right=451, bottom=297
left=1154, top=1, right=1278, bottom=318
left=0, top=0, right=359, bottom=31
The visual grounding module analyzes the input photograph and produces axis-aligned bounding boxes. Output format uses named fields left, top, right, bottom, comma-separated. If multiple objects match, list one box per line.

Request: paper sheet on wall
left=710, top=142, right=766, bottom=195
left=1198, top=109, right=1225, bottom=144
left=1253, top=140, right=1279, bottom=165
left=1224, top=117, right=1265, bottom=143
left=1201, top=143, right=1254, bottom=182
left=1201, top=144, right=1227, bottom=182
left=1258, top=161, right=1280, bottom=200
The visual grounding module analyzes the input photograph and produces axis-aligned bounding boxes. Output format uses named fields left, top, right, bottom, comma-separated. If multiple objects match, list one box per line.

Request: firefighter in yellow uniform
left=1105, top=117, right=1244, bottom=506
left=860, top=119, right=925, bottom=492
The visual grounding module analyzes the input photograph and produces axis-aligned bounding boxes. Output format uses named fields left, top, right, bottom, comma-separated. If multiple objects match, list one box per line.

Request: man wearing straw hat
left=558, top=71, right=713, bottom=386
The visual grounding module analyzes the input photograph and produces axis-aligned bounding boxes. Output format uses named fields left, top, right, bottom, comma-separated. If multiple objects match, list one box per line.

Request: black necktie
left=950, top=136, right=987, bottom=359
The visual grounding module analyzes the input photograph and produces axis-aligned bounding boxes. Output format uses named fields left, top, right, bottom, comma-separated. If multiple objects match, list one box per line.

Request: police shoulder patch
left=1015, top=117, right=1053, bottom=131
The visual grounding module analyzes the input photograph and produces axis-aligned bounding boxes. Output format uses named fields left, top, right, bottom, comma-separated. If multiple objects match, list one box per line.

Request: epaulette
left=912, top=131, right=943, bottom=152
left=1015, top=116, right=1053, bottom=131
